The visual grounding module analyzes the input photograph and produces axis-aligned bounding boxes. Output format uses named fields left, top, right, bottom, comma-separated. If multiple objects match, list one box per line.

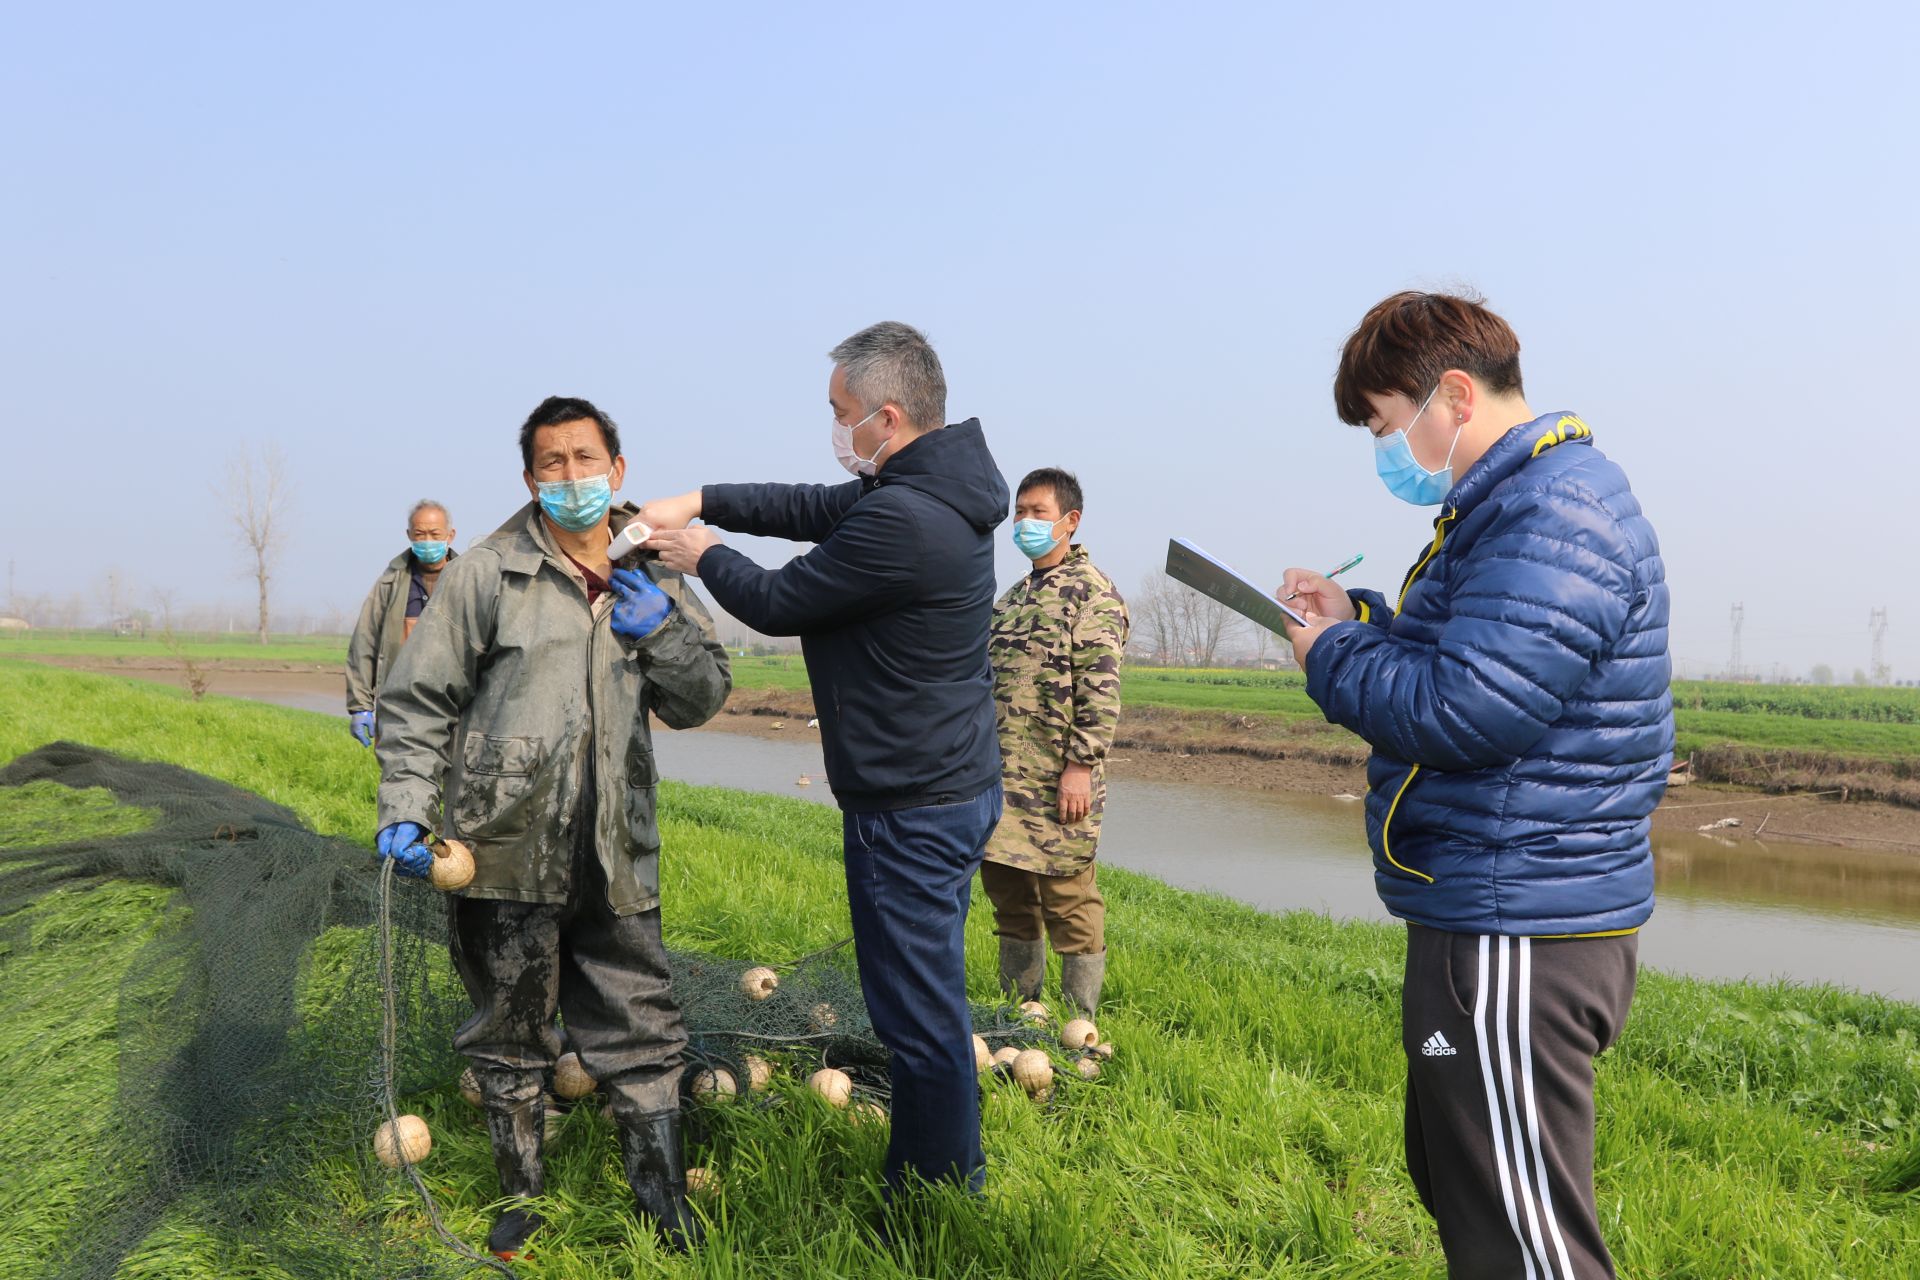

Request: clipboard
left=1165, top=538, right=1308, bottom=637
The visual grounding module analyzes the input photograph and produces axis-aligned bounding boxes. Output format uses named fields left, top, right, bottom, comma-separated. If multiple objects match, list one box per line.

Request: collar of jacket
left=487, top=499, right=646, bottom=577
left=1442, top=410, right=1593, bottom=519
left=1029, top=543, right=1089, bottom=579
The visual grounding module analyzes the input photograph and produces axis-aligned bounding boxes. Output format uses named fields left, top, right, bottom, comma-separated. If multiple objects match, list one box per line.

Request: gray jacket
left=374, top=501, right=732, bottom=915
left=346, top=549, right=448, bottom=713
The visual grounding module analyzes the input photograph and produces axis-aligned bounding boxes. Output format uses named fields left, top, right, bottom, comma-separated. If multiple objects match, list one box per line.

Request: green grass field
left=0, top=629, right=348, bottom=665
left=2, top=662, right=1918, bottom=1277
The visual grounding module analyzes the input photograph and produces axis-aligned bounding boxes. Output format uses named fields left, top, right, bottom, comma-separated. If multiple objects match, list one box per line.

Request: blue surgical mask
left=537, top=473, right=613, bottom=531
left=410, top=540, right=449, bottom=565
left=1374, top=385, right=1460, bottom=506
left=1011, top=517, right=1063, bottom=560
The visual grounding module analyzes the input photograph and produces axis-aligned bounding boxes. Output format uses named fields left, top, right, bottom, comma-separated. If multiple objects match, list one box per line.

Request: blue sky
left=3, top=2, right=1913, bottom=677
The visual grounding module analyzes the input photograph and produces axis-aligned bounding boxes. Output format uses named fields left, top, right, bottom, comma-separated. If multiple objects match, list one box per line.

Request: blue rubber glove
left=376, top=821, right=434, bottom=879
left=610, top=568, right=675, bottom=640
left=350, top=711, right=375, bottom=747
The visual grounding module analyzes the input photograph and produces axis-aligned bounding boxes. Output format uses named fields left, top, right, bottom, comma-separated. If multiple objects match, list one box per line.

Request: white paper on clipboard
left=1165, top=538, right=1307, bottom=638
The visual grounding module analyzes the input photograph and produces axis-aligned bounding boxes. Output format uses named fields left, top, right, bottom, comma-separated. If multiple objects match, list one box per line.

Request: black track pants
left=1401, top=924, right=1637, bottom=1280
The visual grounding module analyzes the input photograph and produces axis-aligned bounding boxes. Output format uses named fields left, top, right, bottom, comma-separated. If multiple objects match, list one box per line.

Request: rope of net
left=378, top=859, right=519, bottom=1278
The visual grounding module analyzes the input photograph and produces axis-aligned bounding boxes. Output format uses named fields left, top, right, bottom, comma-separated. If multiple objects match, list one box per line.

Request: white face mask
left=832, top=407, right=888, bottom=477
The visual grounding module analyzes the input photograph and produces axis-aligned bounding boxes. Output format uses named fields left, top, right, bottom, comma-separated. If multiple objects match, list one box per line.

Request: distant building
left=0, top=616, right=29, bottom=633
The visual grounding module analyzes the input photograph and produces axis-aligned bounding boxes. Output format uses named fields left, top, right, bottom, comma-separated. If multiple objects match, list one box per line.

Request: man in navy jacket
left=1285, top=292, right=1671, bottom=1280
left=642, top=322, right=1009, bottom=1204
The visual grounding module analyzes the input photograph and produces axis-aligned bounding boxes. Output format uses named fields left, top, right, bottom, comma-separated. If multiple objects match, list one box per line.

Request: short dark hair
left=518, top=396, right=622, bottom=471
left=1017, top=467, right=1084, bottom=515
left=1333, top=291, right=1524, bottom=427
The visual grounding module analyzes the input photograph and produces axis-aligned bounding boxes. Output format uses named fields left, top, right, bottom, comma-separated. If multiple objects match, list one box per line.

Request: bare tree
left=1177, top=584, right=1239, bottom=668
left=1130, top=569, right=1242, bottom=667
left=153, top=589, right=211, bottom=700
left=226, top=445, right=292, bottom=645
left=1129, top=572, right=1180, bottom=665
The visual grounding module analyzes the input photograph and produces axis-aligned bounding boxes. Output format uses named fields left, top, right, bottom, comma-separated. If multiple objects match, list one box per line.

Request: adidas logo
left=1420, top=1031, right=1458, bottom=1057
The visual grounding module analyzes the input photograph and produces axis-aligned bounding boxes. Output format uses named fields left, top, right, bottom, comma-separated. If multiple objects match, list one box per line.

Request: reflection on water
left=648, top=728, right=1920, bottom=1003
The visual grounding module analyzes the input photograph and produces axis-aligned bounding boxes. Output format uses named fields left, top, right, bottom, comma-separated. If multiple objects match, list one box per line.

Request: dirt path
left=28, top=656, right=1919, bottom=854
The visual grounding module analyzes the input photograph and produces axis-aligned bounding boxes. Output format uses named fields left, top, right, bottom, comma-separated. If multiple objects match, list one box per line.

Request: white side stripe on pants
left=1474, top=935, right=1574, bottom=1280
left=1518, top=938, right=1578, bottom=1279
left=1472, top=935, right=1539, bottom=1279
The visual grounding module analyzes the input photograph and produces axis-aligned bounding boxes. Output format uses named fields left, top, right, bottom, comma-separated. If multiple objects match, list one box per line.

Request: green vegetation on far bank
left=2, top=662, right=1918, bottom=1278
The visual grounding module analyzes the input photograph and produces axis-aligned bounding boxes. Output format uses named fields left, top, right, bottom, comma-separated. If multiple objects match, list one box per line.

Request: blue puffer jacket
left=1305, top=413, right=1672, bottom=936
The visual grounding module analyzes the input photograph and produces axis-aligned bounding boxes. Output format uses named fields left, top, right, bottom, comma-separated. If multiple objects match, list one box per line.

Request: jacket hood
left=875, top=419, right=1010, bottom=533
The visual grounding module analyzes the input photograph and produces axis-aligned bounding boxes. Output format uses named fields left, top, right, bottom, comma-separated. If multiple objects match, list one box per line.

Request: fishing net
left=0, top=742, right=1059, bottom=1280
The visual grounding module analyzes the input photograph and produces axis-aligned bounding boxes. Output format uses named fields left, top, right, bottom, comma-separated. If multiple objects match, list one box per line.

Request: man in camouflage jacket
left=982, top=468, right=1129, bottom=1014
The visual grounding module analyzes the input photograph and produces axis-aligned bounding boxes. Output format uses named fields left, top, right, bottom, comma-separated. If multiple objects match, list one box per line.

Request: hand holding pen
left=1281, top=554, right=1363, bottom=602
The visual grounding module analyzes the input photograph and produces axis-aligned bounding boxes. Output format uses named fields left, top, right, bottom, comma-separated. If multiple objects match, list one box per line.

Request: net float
left=553, top=1052, right=596, bottom=1100
left=1060, top=1018, right=1099, bottom=1050
left=374, top=1114, right=432, bottom=1167
left=428, top=839, right=475, bottom=892
left=808, top=1068, right=852, bottom=1107
left=1011, top=1049, right=1054, bottom=1097
left=691, top=1067, right=738, bottom=1099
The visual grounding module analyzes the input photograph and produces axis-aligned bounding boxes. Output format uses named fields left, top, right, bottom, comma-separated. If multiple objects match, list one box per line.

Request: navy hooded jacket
left=1305, top=413, right=1673, bottom=936
left=697, top=420, right=1011, bottom=812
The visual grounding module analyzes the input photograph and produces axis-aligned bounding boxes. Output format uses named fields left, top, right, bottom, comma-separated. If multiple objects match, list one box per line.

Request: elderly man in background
left=345, top=500, right=457, bottom=745
left=982, top=467, right=1129, bottom=1016
left=639, top=322, right=1009, bottom=1209
left=374, top=397, right=731, bottom=1258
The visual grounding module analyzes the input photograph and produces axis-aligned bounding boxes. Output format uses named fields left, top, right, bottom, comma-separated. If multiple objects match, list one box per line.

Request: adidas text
left=1420, top=1031, right=1458, bottom=1057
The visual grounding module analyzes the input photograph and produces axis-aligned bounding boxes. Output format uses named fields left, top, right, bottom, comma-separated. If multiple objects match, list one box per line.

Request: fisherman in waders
left=373, top=396, right=731, bottom=1259
left=1286, top=291, right=1671, bottom=1279
left=345, top=499, right=457, bottom=745
left=980, top=467, right=1129, bottom=1016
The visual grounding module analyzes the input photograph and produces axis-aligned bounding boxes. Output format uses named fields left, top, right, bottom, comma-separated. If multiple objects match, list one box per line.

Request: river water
left=233, top=668, right=1920, bottom=1003
left=648, top=729, right=1920, bottom=1004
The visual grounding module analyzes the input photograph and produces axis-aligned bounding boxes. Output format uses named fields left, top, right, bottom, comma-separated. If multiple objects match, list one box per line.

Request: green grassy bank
left=2, top=661, right=1917, bottom=1278
left=0, top=629, right=348, bottom=666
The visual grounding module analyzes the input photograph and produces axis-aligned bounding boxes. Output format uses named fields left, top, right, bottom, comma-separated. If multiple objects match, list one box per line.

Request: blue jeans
left=842, top=785, right=1001, bottom=1195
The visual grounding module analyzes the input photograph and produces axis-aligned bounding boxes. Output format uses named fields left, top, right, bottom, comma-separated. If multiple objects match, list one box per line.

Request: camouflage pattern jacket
left=375, top=501, right=731, bottom=915
left=984, top=545, right=1130, bottom=876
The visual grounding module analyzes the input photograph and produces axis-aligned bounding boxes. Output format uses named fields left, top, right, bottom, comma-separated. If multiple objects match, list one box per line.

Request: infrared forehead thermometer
left=607, top=520, right=655, bottom=562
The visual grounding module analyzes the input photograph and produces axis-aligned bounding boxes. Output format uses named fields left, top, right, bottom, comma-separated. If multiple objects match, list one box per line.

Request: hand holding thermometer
left=1281, top=553, right=1364, bottom=603
left=607, top=520, right=655, bottom=563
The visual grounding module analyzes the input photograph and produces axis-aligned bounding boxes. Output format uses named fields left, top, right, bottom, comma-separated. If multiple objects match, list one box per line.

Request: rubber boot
left=998, top=937, right=1045, bottom=1003
left=1061, top=950, right=1107, bottom=1017
left=618, top=1109, right=703, bottom=1252
left=480, top=1077, right=547, bottom=1260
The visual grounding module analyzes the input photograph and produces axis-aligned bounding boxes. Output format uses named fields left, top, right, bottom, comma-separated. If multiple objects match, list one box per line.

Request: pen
left=1282, top=553, right=1364, bottom=602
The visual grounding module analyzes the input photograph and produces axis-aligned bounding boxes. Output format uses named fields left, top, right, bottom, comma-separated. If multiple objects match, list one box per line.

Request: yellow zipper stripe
left=1397, top=508, right=1458, bottom=612
left=1542, top=926, right=1641, bottom=939
left=1381, top=765, right=1435, bottom=883
left=1356, top=599, right=1372, bottom=624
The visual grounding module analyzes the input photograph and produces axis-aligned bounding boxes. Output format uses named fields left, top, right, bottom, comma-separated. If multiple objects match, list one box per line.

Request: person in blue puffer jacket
left=1284, top=291, right=1671, bottom=1280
